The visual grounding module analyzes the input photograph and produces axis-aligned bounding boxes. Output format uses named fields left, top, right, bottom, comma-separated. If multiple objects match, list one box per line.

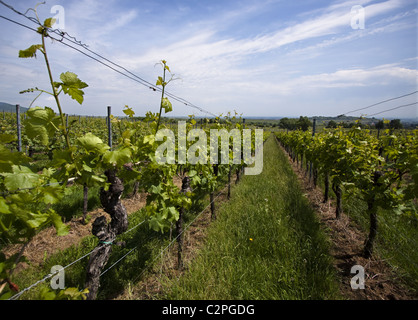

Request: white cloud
left=227, top=63, right=418, bottom=96
left=118, top=0, right=410, bottom=81
left=296, top=64, right=417, bottom=88
left=0, top=0, right=416, bottom=118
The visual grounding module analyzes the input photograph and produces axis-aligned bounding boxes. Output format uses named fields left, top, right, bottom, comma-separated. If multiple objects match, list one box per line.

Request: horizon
left=0, top=0, right=417, bottom=119
left=1, top=101, right=417, bottom=122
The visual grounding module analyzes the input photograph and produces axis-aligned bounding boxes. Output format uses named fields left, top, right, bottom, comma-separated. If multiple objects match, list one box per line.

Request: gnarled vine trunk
left=85, top=170, right=128, bottom=300
left=363, top=201, right=377, bottom=258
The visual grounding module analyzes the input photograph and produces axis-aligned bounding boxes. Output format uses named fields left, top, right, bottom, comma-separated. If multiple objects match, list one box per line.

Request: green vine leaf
left=123, top=105, right=135, bottom=118
left=161, top=97, right=172, bottom=113
left=19, top=44, right=43, bottom=58
left=24, top=107, right=61, bottom=146
left=77, top=133, right=109, bottom=154
left=0, top=198, right=11, bottom=214
left=43, top=18, right=56, bottom=28
left=103, top=148, right=132, bottom=167
left=57, top=72, right=88, bottom=105
left=1, top=165, right=39, bottom=191
left=156, top=76, right=164, bottom=86
left=49, top=210, right=69, bottom=236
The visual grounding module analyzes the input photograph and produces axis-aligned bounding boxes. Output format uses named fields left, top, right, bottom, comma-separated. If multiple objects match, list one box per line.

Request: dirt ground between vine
left=114, top=188, right=230, bottom=300
left=3, top=192, right=147, bottom=273
left=3, top=176, right=186, bottom=275
left=280, top=141, right=417, bottom=300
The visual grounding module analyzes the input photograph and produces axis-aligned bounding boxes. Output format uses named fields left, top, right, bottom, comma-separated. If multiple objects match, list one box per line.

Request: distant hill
left=0, top=102, right=29, bottom=113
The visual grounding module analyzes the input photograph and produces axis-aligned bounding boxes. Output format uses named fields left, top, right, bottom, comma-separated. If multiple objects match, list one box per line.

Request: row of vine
left=275, top=126, right=417, bottom=258
left=0, top=10, right=260, bottom=299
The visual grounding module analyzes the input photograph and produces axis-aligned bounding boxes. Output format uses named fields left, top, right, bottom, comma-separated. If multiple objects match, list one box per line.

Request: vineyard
left=1, top=7, right=418, bottom=304
left=276, top=126, right=417, bottom=290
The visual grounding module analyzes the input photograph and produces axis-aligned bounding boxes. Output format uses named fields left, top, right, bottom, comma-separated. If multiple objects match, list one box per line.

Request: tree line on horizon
left=275, top=117, right=409, bottom=131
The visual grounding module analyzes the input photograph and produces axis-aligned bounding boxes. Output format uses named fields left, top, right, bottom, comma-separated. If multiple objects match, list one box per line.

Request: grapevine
left=276, top=126, right=417, bottom=257
left=0, top=7, right=250, bottom=299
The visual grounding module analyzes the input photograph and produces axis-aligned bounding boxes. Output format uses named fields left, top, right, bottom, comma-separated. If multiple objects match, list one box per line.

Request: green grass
left=163, top=135, right=340, bottom=300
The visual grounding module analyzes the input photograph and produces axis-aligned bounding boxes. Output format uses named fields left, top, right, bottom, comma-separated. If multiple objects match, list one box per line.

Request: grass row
left=162, top=135, right=340, bottom=299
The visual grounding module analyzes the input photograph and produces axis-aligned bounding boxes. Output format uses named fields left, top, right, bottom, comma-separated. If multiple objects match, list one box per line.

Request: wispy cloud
left=283, top=64, right=418, bottom=91
left=0, top=0, right=416, bottom=118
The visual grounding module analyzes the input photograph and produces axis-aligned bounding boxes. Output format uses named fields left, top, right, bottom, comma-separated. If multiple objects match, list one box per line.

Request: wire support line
left=123, top=219, right=147, bottom=235
left=0, top=14, right=38, bottom=33
left=99, top=246, right=138, bottom=277
left=49, top=32, right=218, bottom=117
left=8, top=217, right=148, bottom=300
left=0, top=1, right=219, bottom=118
left=367, top=102, right=418, bottom=117
left=0, top=0, right=87, bottom=48
left=339, top=90, right=418, bottom=117
left=8, top=248, right=95, bottom=300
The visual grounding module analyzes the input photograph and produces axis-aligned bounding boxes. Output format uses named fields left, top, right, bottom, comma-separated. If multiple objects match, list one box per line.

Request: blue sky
left=0, top=0, right=417, bottom=119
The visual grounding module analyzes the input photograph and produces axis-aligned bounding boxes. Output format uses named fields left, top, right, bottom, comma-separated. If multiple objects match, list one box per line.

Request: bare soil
left=3, top=192, right=147, bottom=272
left=280, top=142, right=417, bottom=300
left=114, top=187, right=231, bottom=300
left=4, top=175, right=186, bottom=274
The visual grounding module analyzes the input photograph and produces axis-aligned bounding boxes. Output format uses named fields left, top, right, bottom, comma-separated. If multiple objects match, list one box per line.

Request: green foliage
left=326, top=120, right=338, bottom=128
left=3, top=2, right=249, bottom=298
left=18, top=44, right=43, bottom=58
left=54, top=72, right=89, bottom=105
left=123, top=105, right=135, bottom=118
left=23, top=107, right=60, bottom=146
left=276, top=127, right=418, bottom=256
left=161, top=97, right=173, bottom=113
left=279, top=116, right=312, bottom=131
left=38, top=287, right=88, bottom=300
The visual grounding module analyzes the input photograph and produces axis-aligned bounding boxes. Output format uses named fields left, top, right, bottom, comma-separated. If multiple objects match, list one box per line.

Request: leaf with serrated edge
left=59, top=72, right=88, bottom=104
left=19, top=44, right=43, bottom=58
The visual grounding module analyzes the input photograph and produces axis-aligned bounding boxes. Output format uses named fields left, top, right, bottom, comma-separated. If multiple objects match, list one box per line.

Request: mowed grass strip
left=164, top=135, right=340, bottom=300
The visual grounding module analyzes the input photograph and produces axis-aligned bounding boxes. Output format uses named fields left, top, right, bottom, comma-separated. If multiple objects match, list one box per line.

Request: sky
left=0, top=0, right=417, bottom=119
